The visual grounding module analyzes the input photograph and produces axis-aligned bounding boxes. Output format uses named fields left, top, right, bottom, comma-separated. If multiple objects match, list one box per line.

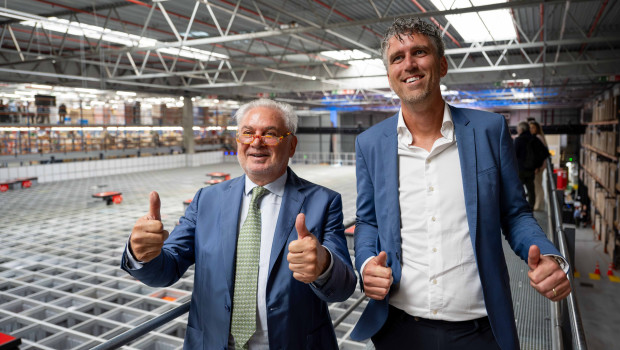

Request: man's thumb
left=148, top=191, right=161, bottom=221
left=295, top=213, right=310, bottom=239
left=375, top=251, right=388, bottom=267
left=528, top=245, right=540, bottom=269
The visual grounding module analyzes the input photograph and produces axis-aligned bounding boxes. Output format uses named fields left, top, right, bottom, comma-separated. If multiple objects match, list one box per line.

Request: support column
left=182, top=95, right=195, bottom=154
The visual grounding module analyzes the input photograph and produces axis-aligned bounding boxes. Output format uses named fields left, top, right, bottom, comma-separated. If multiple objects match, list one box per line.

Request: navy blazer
left=122, top=168, right=357, bottom=349
left=351, top=106, right=562, bottom=350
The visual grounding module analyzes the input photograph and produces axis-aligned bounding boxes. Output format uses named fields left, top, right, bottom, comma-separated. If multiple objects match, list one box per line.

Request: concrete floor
left=571, top=224, right=620, bottom=350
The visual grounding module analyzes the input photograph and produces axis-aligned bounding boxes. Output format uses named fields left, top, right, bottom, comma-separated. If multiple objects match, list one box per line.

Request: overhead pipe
left=579, top=0, right=609, bottom=55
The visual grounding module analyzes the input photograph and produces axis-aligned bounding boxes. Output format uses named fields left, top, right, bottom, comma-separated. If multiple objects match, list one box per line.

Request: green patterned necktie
left=231, top=185, right=268, bottom=349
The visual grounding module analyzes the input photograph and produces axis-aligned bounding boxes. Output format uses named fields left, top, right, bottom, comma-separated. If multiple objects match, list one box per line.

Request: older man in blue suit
left=122, top=99, right=356, bottom=349
left=351, top=18, right=571, bottom=350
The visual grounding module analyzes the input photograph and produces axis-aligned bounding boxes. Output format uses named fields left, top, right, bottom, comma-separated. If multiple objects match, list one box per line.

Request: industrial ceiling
left=0, top=0, right=618, bottom=111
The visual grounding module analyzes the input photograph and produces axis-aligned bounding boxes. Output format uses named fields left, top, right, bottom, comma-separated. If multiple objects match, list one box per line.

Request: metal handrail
left=544, top=161, right=588, bottom=350
left=94, top=222, right=358, bottom=349
left=91, top=301, right=190, bottom=350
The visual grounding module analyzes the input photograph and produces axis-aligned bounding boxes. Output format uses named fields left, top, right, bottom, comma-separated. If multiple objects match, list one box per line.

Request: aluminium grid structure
left=0, top=163, right=365, bottom=349
left=0, top=159, right=573, bottom=349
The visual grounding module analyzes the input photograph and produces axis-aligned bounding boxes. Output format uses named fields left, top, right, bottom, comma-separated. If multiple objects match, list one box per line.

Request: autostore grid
left=0, top=163, right=366, bottom=349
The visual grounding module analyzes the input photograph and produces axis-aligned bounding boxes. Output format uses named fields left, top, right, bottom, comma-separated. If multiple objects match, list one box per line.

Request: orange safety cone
left=594, top=262, right=601, bottom=275
left=589, top=262, right=602, bottom=280
left=608, top=263, right=615, bottom=276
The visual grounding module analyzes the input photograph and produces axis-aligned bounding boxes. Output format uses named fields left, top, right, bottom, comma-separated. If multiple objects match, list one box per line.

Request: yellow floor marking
left=609, top=275, right=620, bottom=283
left=574, top=271, right=581, bottom=278
left=589, top=273, right=601, bottom=280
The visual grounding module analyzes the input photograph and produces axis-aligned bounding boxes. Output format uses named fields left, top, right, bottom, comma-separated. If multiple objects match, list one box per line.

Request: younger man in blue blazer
left=123, top=99, right=356, bottom=349
left=351, top=18, right=570, bottom=350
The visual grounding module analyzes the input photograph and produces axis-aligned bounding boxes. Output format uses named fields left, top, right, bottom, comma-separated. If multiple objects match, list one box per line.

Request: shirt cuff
left=544, top=254, right=569, bottom=274
left=360, top=256, right=375, bottom=282
left=124, top=239, right=145, bottom=270
left=311, top=246, right=334, bottom=287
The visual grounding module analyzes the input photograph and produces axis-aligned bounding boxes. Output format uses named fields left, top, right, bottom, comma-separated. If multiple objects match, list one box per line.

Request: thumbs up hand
left=129, top=191, right=170, bottom=263
left=287, top=213, right=330, bottom=284
left=527, top=245, right=571, bottom=301
left=362, top=251, right=393, bottom=300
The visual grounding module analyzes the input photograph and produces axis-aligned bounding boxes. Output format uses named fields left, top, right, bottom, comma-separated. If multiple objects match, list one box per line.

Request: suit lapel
left=451, top=106, right=479, bottom=245
left=381, top=123, right=401, bottom=251
left=220, top=176, right=245, bottom=291
left=269, top=170, right=304, bottom=275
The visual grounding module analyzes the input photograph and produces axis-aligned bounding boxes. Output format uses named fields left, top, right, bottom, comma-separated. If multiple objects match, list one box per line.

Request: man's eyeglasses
left=236, top=132, right=292, bottom=146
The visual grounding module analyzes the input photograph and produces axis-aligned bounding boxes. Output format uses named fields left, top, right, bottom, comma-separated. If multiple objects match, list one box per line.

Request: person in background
left=122, top=98, right=356, bottom=349
left=350, top=17, right=570, bottom=350
left=573, top=203, right=582, bottom=227
left=529, top=121, right=548, bottom=211
left=58, top=103, right=67, bottom=124
left=514, top=121, right=537, bottom=208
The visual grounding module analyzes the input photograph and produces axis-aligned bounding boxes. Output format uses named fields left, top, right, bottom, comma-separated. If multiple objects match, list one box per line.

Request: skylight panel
left=430, top=0, right=517, bottom=43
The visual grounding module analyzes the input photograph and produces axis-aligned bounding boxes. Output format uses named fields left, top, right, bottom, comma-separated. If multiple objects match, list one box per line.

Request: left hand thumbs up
left=287, top=213, right=330, bottom=283
left=296, top=213, right=311, bottom=240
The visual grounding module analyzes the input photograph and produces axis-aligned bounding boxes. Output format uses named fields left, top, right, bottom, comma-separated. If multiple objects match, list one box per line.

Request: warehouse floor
left=1, top=162, right=615, bottom=349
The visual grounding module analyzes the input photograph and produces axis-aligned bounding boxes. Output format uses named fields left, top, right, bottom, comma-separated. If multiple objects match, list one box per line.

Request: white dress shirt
left=387, top=104, right=488, bottom=321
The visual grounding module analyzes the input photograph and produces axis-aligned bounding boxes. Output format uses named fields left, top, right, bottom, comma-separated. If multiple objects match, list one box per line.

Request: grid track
left=1, top=161, right=551, bottom=349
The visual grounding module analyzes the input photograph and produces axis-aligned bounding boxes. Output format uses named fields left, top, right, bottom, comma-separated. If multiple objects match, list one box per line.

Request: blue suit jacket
left=122, top=168, right=357, bottom=349
left=351, top=106, right=562, bottom=350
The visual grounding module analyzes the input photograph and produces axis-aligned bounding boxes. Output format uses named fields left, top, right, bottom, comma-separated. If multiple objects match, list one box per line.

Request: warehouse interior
left=1, top=0, right=620, bottom=349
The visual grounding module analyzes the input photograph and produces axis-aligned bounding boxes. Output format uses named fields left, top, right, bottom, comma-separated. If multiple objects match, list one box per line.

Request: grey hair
left=233, top=98, right=298, bottom=134
left=517, top=121, right=529, bottom=134
left=381, top=17, right=446, bottom=67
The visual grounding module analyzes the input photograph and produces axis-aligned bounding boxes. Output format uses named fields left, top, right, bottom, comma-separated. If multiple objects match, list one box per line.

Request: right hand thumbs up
left=362, top=251, right=393, bottom=300
left=148, top=191, right=161, bottom=221
left=129, top=191, right=169, bottom=263
left=375, top=251, right=388, bottom=267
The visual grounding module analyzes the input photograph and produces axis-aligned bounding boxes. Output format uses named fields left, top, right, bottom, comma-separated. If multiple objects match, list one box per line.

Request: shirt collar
left=396, top=102, right=455, bottom=142
left=244, top=170, right=287, bottom=197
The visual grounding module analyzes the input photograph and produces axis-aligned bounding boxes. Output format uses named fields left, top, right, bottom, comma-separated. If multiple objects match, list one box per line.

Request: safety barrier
left=545, top=161, right=587, bottom=350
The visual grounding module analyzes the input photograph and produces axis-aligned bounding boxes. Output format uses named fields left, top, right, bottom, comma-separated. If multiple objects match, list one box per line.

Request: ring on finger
left=552, top=288, right=557, bottom=297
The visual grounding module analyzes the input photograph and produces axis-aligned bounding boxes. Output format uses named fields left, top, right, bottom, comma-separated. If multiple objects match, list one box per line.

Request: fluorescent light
left=116, top=91, right=137, bottom=96
left=430, top=0, right=516, bottom=42
left=29, top=84, right=53, bottom=89
left=441, top=90, right=460, bottom=96
left=75, top=88, right=102, bottom=94
left=460, top=99, right=477, bottom=103
left=320, top=50, right=370, bottom=61
left=512, top=90, right=535, bottom=99
left=14, top=90, right=36, bottom=95
left=0, top=127, right=38, bottom=131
